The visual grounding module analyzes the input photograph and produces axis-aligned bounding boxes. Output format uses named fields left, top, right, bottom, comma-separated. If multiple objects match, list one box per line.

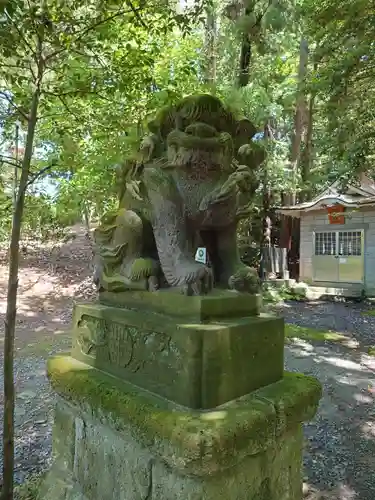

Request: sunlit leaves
left=261, top=6, right=284, bottom=31
left=237, top=13, right=257, bottom=33
left=0, top=0, right=210, bottom=235
left=304, top=0, right=375, bottom=177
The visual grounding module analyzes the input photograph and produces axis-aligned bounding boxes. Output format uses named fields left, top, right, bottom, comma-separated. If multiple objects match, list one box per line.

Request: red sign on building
left=327, top=204, right=345, bottom=224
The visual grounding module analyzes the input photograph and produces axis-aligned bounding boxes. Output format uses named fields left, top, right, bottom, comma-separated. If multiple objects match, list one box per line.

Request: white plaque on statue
left=195, top=247, right=207, bottom=264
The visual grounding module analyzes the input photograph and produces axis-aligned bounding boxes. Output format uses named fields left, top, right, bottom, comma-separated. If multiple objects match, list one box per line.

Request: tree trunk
left=279, top=38, right=309, bottom=273
left=279, top=213, right=291, bottom=249
left=259, top=123, right=273, bottom=278
left=300, top=92, right=315, bottom=202
left=262, top=123, right=271, bottom=241
left=238, top=25, right=251, bottom=88
left=12, top=123, right=19, bottom=211
left=1, top=73, right=42, bottom=500
left=289, top=37, right=309, bottom=205
left=82, top=201, right=91, bottom=235
left=204, top=5, right=217, bottom=87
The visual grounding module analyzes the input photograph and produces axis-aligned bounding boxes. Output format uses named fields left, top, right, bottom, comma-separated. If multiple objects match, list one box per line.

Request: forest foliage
left=0, top=0, right=372, bottom=240
left=0, top=2, right=373, bottom=498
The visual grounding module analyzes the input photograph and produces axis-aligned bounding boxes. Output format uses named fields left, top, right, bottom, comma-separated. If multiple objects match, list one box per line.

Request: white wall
left=364, top=209, right=375, bottom=293
left=299, top=207, right=375, bottom=292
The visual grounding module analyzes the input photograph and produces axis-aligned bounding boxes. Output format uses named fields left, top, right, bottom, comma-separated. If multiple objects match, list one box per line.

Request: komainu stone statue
left=43, top=98, right=321, bottom=500
left=93, top=94, right=265, bottom=295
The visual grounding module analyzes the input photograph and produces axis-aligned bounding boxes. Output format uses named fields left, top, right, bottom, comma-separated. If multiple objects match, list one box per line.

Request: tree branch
left=26, top=164, right=54, bottom=188
left=37, top=111, right=72, bottom=121
left=43, top=89, right=111, bottom=101
left=2, top=163, right=55, bottom=213
left=0, top=159, right=22, bottom=169
left=0, top=62, right=31, bottom=70
left=28, top=62, right=37, bottom=83
left=125, top=0, right=147, bottom=28
left=75, top=7, right=143, bottom=44
left=71, top=47, right=110, bottom=71
left=56, top=95, right=85, bottom=126
left=53, top=94, right=116, bottom=132
left=4, top=7, right=38, bottom=62
left=0, top=155, right=22, bottom=168
left=0, top=92, right=29, bottom=121
left=26, top=0, right=39, bottom=36
left=45, top=7, right=142, bottom=62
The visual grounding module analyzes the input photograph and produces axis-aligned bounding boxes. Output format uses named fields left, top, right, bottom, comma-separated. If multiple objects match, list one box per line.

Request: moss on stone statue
left=71, top=303, right=282, bottom=408
left=92, top=92, right=267, bottom=296
left=253, top=371, right=322, bottom=436
left=47, top=356, right=275, bottom=474
left=13, top=474, right=45, bottom=500
left=47, top=355, right=321, bottom=475
left=98, top=289, right=261, bottom=320
left=167, top=129, right=227, bottom=152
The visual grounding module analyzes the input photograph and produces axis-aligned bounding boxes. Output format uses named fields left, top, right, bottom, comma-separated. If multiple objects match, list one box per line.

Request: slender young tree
left=0, top=1, right=206, bottom=497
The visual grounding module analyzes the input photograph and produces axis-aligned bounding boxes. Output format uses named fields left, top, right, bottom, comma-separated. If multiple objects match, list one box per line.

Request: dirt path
left=0, top=224, right=95, bottom=349
left=1, top=229, right=375, bottom=498
left=286, top=337, right=375, bottom=499
left=280, top=301, right=375, bottom=500
left=0, top=225, right=96, bottom=483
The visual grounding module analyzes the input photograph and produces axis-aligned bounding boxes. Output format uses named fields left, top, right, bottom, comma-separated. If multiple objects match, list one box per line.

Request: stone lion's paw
left=228, top=267, right=260, bottom=294
left=178, top=263, right=213, bottom=296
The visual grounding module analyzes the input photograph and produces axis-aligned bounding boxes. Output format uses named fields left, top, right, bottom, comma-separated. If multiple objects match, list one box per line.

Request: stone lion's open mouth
left=184, top=122, right=218, bottom=138
left=167, top=127, right=233, bottom=155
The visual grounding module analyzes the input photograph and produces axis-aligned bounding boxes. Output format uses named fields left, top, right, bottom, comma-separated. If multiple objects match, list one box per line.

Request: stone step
left=306, top=284, right=363, bottom=299
left=265, top=278, right=297, bottom=289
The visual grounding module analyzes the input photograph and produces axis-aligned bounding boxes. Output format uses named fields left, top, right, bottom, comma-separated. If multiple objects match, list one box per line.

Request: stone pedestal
left=40, top=291, right=321, bottom=500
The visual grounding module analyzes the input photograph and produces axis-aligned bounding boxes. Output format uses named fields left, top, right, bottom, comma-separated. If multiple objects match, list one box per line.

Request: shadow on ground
left=282, top=300, right=375, bottom=499
left=1, top=229, right=375, bottom=498
left=0, top=224, right=95, bottom=349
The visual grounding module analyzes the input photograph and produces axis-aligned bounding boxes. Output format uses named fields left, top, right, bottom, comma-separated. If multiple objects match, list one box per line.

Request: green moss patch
left=13, top=474, right=44, bottom=500
left=255, top=372, right=322, bottom=434
left=285, top=324, right=347, bottom=342
left=15, top=333, right=71, bottom=358
left=368, top=346, right=375, bottom=356
left=47, top=356, right=276, bottom=473
left=47, top=355, right=321, bottom=474
left=362, top=309, right=375, bottom=317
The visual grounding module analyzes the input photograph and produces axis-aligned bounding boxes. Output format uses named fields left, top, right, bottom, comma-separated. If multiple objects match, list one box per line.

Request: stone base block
left=98, top=289, right=262, bottom=320
left=71, top=301, right=284, bottom=409
left=40, top=356, right=321, bottom=500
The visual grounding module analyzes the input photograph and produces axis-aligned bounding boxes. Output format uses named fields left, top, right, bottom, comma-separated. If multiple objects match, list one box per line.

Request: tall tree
left=304, top=0, right=375, bottom=180
left=0, top=1, right=206, bottom=497
left=288, top=37, right=309, bottom=205
left=204, top=3, right=217, bottom=86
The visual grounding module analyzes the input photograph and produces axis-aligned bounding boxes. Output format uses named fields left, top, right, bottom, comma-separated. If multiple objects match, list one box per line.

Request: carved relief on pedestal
left=75, top=314, right=176, bottom=374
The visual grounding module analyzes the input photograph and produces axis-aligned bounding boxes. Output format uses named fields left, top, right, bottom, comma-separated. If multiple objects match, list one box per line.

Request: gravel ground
left=0, top=225, right=92, bottom=487
left=282, top=299, right=375, bottom=347
left=282, top=300, right=375, bottom=499
left=0, top=335, right=71, bottom=485
left=2, top=298, right=375, bottom=497
left=0, top=354, right=55, bottom=484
